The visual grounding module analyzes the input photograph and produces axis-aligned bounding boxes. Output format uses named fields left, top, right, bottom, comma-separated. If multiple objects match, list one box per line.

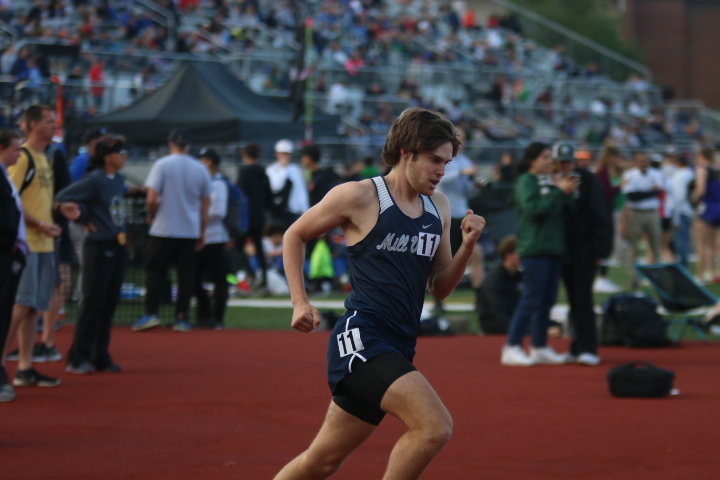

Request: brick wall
left=626, top=0, right=720, bottom=107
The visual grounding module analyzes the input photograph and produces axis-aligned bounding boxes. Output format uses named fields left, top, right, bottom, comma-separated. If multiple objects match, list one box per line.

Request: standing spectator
left=131, top=130, right=212, bottom=332
left=435, top=127, right=482, bottom=288
left=669, top=153, right=694, bottom=267
left=237, top=143, right=271, bottom=290
left=622, top=151, right=663, bottom=286
left=555, top=141, right=612, bottom=366
left=476, top=235, right=521, bottom=335
left=36, top=142, right=73, bottom=362
left=266, top=139, right=308, bottom=227
left=300, top=144, right=342, bottom=293
left=88, top=57, right=105, bottom=110
left=4, top=105, right=79, bottom=388
left=300, top=144, right=340, bottom=207
left=692, top=147, right=720, bottom=283
left=55, top=134, right=128, bottom=374
left=68, top=127, right=106, bottom=304
left=501, top=142, right=577, bottom=367
left=593, top=146, right=624, bottom=293
left=653, top=154, right=675, bottom=264
left=193, top=148, right=229, bottom=329
left=0, top=129, right=25, bottom=402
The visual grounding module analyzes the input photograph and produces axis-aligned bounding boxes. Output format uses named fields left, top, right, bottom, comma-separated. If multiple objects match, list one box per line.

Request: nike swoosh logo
left=423, top=224, right=433, bottom=229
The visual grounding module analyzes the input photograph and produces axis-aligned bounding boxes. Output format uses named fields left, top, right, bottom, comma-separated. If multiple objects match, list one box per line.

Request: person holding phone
left=555, top=141, right=612, bottom=366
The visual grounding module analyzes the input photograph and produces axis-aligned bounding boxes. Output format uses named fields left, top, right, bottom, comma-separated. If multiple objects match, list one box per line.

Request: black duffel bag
left=607, top=361, right=675, bottom=397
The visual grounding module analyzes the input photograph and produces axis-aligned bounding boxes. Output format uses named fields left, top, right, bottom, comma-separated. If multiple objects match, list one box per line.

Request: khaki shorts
left=15, top=252, right=56, bottom=311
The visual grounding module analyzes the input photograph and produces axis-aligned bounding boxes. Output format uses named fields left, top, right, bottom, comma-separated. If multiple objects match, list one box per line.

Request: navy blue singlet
left=327, top=176, right=443, bottom=394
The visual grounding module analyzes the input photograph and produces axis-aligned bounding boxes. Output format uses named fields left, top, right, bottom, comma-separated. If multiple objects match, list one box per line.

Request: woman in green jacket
left=501, top=142, right=578, bottom=366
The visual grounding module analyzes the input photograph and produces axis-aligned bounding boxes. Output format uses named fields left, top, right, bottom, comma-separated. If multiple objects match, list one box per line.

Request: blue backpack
left=221, top=175, right=249, bottom=238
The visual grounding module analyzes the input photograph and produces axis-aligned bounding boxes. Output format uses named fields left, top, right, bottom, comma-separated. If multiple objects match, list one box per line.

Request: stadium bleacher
left=0, top=0, right=716, bottom=163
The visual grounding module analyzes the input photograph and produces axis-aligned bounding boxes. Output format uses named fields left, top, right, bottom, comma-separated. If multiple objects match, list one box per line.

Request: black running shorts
left=332, top=352, right=417, bottom=425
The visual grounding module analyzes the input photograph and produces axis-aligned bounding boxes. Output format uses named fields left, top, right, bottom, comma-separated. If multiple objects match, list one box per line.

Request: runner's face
left=406, top=142, right=454, bottom=196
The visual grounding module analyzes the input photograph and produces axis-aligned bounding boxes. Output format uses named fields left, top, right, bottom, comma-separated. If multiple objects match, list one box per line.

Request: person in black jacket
left=0, top=130, right=25, bottom=401
left=476, top=235, right=521, bottom=334
left=554, top=141, right=612, bottom=366
left=300, top=144, right=341, bottom=207
left=237, top=143, right=271, bottom=290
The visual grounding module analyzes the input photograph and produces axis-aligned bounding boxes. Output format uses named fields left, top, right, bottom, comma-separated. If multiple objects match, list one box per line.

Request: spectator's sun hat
left=275, top=139, right=294, bottom=154
left=553, top=140, right=576, bottom=161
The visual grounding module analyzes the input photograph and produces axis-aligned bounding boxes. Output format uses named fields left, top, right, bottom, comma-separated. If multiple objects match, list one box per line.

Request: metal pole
left=304, top=18, right=314, bottom=144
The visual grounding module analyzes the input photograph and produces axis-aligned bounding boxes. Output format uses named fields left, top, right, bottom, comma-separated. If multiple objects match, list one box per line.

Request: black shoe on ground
left=5, top=348, right=19, bottom=362
left=32, top=343, right=62, bottom=363
left=65, top=362, right=96, bottom=375
left=13, top=367, right=61, bottom=387
left=97, top=364, right=122, bottom=373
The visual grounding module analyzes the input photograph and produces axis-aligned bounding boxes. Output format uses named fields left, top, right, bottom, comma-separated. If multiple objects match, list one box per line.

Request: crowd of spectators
left=2, top=0, right=711, bottom=153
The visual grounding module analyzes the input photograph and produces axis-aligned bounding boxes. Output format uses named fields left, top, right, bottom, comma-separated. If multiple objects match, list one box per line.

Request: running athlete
left=274, top=108, right=486, bottom=480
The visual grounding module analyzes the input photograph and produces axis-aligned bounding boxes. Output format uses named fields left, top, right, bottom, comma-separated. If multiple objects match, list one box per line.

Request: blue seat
left=635, top=263, right=717, bottom=342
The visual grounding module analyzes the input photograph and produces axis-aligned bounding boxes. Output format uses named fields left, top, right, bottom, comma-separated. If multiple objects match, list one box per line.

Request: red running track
left=3, top=326, right=720, bottom=479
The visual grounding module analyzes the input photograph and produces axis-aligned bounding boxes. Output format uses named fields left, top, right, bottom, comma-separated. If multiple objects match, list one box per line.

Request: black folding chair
left=635, top=263, right=718, bottom=342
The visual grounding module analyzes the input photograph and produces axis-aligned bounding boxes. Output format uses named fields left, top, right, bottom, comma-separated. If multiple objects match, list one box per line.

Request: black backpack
left=602, top=294, right=671, bottom=347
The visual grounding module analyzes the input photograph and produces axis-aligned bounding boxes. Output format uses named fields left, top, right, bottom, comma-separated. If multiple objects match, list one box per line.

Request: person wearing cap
left=501, top=142, right=578, bottom=367
left=555, top=141, right=611, bottom=366
left=132, top=129, right=212, bottom=333
left=193, top=148, right=230, bottom=329
left=55, top=134, right=129, bottom=374
left=621, top=151, right=664, bottom=286
left=266, top=139, right=309, bottom=228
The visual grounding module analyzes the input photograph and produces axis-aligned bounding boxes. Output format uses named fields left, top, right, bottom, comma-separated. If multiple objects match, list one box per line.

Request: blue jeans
left=674, top=214, right=692, bottom=267
left=507, top=255, right=563, bottom=348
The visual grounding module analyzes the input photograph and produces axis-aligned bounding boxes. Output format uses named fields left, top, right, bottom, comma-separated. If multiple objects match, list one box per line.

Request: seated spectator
left=476, top=235, right=521, bottom=334
left=263, top=223, right=287, bottom=274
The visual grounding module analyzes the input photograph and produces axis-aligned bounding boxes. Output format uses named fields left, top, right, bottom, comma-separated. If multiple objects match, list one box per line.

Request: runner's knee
left=415, top=413, right=453, bottom=450
left=300, top=451, right=344, bottom=479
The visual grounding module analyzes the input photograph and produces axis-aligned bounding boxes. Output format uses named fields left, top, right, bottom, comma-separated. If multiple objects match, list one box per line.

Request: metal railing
left=134, top=0, right=177, bottom=49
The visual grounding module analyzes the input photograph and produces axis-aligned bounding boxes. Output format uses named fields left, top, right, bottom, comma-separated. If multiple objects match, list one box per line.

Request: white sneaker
left=576, top=352, right=601, bottom=366
left=593, top=277, right=621, bottom=293
left=529, top=346, right=571, bottom=365
left=501, top=345, right=535, bottom=366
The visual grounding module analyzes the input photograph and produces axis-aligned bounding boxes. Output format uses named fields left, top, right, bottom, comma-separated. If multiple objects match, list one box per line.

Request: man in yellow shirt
left=3, top=105, right=79, bottom=389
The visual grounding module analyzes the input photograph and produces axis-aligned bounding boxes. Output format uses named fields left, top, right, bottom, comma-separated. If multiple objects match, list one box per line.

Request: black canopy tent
left=86, top=62, right=341, bottom=144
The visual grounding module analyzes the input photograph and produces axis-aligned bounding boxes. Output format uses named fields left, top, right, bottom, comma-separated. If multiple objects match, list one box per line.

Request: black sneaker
left=6, top=348, right=19, bottom=362
left=65, top=362, right=95, bottom=375
left=97, top=364, right=122, bottom=373
left=13, top=368, right=61, bottom=387
left=31, top=343, right=47, bottom=363
left=43, top=345, right=62, bottom=362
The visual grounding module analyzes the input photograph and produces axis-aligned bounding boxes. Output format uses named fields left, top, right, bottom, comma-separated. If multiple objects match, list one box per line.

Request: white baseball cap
left=275, top=139, right=294, bottom=153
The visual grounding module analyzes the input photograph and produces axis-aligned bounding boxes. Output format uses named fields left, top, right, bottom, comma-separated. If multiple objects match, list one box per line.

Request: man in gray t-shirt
left=132, top=130, right=212, bottom=333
